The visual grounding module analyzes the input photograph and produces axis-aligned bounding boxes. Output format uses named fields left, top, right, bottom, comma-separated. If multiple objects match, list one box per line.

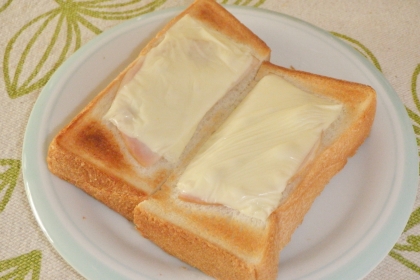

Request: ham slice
left=122, top=133, right=161, bottom=167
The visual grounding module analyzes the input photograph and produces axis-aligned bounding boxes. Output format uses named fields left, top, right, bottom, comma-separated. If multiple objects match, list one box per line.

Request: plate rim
left=22, top=4, right=419, bottom=280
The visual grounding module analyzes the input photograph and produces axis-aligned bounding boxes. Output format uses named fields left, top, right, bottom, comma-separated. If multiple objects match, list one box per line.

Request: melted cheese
left=176, top=74, right=343, bottom=221
left=104, top=15, right=255, bottom=163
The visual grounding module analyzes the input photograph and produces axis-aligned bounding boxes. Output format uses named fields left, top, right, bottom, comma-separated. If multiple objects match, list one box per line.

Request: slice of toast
left=46, top=0, right=270, bottom=221
left=133, top=61, right=376, bottom=279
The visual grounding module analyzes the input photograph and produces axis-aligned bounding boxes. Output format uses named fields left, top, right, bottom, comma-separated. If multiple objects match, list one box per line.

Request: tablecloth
left=1, top=0, right=419, bottom=279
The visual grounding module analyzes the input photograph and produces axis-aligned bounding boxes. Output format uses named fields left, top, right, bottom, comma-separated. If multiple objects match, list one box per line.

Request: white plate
left=23, top=5, right=418, bottom=280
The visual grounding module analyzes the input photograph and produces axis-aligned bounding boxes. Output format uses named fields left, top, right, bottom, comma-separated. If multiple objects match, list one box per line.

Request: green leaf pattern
left=390, top=211, right=420, bottom=274
left=220, top=0, right=265, bottom=6
left=405, top=64, right=420, bottom=172
left=0, top=0, right=13, bottom=13
left=331, top=32, right=382, bottom=72
left=390, top=64, right=420, bottom=273
left=3, top=0, right=167, bottom=99
left=0, top=159, right=21, bottom=214
left=0, top=250, right=41, bottom=280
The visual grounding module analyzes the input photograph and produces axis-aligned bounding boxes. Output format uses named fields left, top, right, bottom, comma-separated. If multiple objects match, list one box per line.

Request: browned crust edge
left=258, top=61, right=376, bottom=106
left=48, top=138, right=148, bottom=220
left=143, top=0, right=271, bottom=60
left=134, top=204, right=280, bottom=280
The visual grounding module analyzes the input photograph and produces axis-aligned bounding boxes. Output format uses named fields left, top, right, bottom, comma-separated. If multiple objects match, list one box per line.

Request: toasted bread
left=133, top=61, right=376, bottom=279
left=47, top=0, right=270, bottom=221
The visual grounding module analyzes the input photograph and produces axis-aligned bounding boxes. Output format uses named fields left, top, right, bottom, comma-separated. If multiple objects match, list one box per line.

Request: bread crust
left=133, top=61, right=376, bottom=279
left=48, top=137, right=151, bottom=220
left=46, top=0, right=270, bottom=221
left=142, top=0, right=270, bottom=61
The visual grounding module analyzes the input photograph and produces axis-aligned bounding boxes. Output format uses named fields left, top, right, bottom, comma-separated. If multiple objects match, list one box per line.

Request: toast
left=133, top=61, right=376, bottom=279
left=47, top=0, right=270, bottom=221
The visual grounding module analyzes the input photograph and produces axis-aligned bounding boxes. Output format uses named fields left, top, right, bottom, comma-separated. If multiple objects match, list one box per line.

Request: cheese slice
left=104, top=15, right=256, bottom=163
left=177, top=74, right=343, bottom=221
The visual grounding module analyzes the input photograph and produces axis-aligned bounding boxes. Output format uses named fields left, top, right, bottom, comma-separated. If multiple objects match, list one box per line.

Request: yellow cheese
left=176, top=74, right=343, bottom=221
left=104, top=15, right=255, bottom=162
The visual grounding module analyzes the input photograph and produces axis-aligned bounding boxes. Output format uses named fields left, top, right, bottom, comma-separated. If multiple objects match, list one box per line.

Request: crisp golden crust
left=186, top=0, right=270, bottom=60
left=46, top=0, right=271, bottom=221
left=74, top=120, right=131, bottom=171
left=47, top=121, right=169, bottom=220
left=48, top=140, right=144, bottom=220
left=134, top=203, right=279, bottom=280
left=257, top=62, right=376, bottom=109
left=133, top=62, right=376, bottom=279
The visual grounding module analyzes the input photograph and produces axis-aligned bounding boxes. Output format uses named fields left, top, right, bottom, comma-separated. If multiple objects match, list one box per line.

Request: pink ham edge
left=122, top=133, right=161, bottom=167
left=116, top=57, right=162, bottom=167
